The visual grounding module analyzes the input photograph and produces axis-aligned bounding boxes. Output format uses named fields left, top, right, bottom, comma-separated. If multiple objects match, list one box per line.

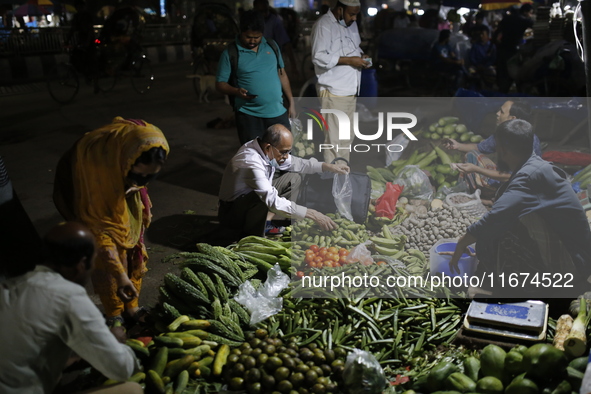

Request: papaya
left=455, top=124, right=468, bottom=134
left=427, top=361, right=459, bottom=392
left=430, top=391, right=462, bottom=394
left=475, top=376, right=503, bottom=394
left=550, top=379, right=571, bottom=394
left=443, top=124, right=456, bottom=135
left=504, top=349, right=525, bottom=376
left=444, top=372, right=476, bottom=392
left=505, top=375, right=539, bottom=394
left=522, top=343, right=568, bottom=381
left=411, top=375, right=428, bottom=391
left=480, top=344, right=506, bottom=381
left=568, top=356, right=587, bottom=373
left=463, top=357, right=480, bottom=382
left=513, top=345, right=529, bottom=355
left=566, top=366, right=584, bottom=392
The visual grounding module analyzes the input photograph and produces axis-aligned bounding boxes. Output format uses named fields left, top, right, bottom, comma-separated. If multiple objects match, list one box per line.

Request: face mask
left=127, top=171, right=158, bottom=187
left=270, top=158, right=281, bottom=169
left=338, top=10, right=348, bottom=27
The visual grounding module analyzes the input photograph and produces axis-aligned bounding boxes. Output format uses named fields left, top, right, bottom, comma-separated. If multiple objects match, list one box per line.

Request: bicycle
left=47, top=44, right=154, bottom=104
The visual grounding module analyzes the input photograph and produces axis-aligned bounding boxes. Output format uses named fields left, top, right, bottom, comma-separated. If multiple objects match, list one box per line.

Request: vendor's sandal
left=105, top=315, right=125, bottom=328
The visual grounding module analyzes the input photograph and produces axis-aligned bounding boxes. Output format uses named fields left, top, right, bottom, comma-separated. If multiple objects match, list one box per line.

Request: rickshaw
left=47, top=6, right=153, bottom=104
left=190, top=2, right=239, bottom=96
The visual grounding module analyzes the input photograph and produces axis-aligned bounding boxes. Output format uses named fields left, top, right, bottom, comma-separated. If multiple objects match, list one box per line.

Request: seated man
left=0, top=222, right=142, bottom=394
left=449, top=119, right=591, bottom=298
left=443, top=100, right=541, bottom=200
left=218, top=124, right=349, bottom=238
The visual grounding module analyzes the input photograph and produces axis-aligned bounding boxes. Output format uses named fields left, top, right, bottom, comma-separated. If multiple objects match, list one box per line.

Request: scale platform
left=463, top=300, right=549, bottom=342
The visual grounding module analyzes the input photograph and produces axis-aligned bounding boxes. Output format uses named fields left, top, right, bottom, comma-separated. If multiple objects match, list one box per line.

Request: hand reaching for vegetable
left=451, top=162, right=478, bottom=174
left=305, top=208, right=338, bottom=231
left=443, top=138, right=460, bottom=150
left=322, top=163, right=350, bottom=174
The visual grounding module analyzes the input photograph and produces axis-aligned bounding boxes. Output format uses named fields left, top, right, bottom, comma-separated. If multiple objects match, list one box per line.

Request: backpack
left=227, top=38, right=282, bottom=108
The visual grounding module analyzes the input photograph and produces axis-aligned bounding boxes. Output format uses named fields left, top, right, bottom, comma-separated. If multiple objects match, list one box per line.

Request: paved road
left=0, top=60, right=242, bottom=309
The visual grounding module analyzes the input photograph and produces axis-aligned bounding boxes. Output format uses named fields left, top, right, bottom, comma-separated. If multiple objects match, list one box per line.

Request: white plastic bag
left=345, top=242, right=374, bottom=266
left=289, top=117, right=303, bottom=141
left=332, top=172, right=354, bottom=221
left=343, top=349, right=387, bottom=394
left=234, top=264, right=290, bottom=325
left=395, top=165, right=434, bottom=201
left=385, top=133, right=410, bottom=166
left=445, top=189, right=488, bottom=218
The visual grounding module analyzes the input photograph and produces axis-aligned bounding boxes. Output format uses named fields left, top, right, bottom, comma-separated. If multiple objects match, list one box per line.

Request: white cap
left=339, top=0, right=361, bottom=7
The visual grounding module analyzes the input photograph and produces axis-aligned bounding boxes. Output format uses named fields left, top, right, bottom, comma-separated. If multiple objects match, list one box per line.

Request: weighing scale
left=462, top=300, right=549, bottom=342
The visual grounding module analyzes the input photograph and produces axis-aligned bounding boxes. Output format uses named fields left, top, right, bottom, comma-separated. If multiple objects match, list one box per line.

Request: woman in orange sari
left=53, top=117, right=169, bottom=325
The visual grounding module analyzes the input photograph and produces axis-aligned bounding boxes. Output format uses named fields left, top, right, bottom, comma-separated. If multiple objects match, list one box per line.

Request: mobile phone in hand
left=245, top=94, right=258, bottom=99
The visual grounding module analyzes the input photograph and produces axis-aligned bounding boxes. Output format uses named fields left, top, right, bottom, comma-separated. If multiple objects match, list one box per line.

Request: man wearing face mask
left=448, top=119, right=591, bottom=298
left=311, top=0, right=370, bottom=164
left=219, top=124, right=349, bottom=238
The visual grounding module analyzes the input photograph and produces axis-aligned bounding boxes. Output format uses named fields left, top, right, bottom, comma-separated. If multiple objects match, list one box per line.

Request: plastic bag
left=343, top=349, right=387, bottom=394
left=289, top=117, right=303, bottom=142
left=434, top=179, right=469, bottom=200
left=385, top=133, right=410, bottom=166
left=394, top=165, right=434, bottom=201
left=345, top=242, right=374, bottom=266
left=332, top=172, right=353, bottom=221
left=234, top=264, right=290, bottom=325
left=375, top=182, right=404, bottom=219
left=445, top=189, right=488, bottom=218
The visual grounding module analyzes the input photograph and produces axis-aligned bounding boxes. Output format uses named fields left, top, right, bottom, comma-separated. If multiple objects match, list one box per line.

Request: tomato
left=328, top=246, right=338, bottom=254
left=309, top=245, right=319, bottom=253
left=296, top=271, right=305, bottom=278
left=318, top=248, right=327, bottom=257
left=377, top=261, right=386, bottom=266
left=339, top=255, right=348, bottom=264
left=339, top=248, right=349, bottom=256
left=323, top=260, right=333, bottom=268
left=314, top=256, right=323, bottom=264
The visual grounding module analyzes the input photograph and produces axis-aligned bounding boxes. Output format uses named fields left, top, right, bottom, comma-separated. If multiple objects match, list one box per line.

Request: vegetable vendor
left=443, top=100, right=542, bottom=200
left=449, top=119, right=591, bottom=297
left=53, top=117, right=169, bottom=327
left=0, top=222, right=142, bottom=394
left=218, top=124, right=349, bottom=238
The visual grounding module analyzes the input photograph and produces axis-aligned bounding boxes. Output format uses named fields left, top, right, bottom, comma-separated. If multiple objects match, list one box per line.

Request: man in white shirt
left=311, top=0, right=371, bottom=163
left=0, top=222, right=142, bottom=394
left=219, top=124, right=350, bottom=238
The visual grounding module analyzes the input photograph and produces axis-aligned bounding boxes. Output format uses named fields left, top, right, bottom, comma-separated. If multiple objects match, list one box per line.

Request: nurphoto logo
left=303, top=108, right=418, bottom=153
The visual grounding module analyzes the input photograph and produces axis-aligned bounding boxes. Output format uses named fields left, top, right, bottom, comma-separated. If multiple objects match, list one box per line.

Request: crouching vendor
left=218, top=124, right=349, bottom=238
left=448, top=119, right=591, bottom=298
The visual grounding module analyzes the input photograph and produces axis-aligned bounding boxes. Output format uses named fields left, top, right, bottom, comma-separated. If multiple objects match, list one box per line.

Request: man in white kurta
left=311, top=0, right=370, bottom=163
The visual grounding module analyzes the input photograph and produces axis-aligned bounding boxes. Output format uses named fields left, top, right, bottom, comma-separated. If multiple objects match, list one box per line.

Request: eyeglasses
left=271, top=145, right=291, bottom=158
